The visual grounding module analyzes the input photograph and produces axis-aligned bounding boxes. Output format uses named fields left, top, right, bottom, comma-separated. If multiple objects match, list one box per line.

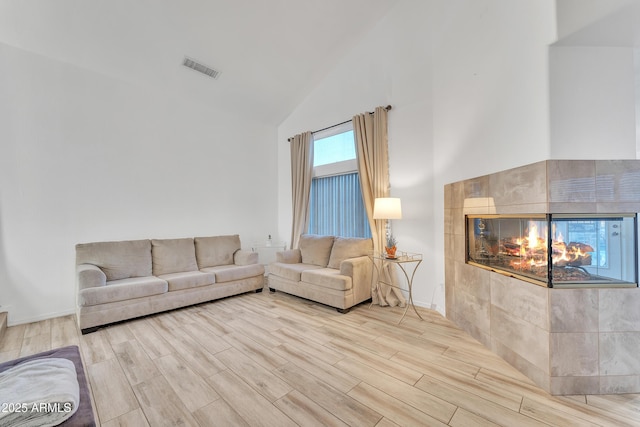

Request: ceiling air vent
left=182, top=57, right=221, bottom=80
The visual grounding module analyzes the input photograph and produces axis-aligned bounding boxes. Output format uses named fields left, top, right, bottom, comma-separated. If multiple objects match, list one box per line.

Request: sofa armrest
left=234, top=250, right=258, bottom=266
left=339, top=255, right=371, bottom=277
left=340, top=255, right=373, bottom=301
left=77, top=264, right=106, bottom=290
left=276, top=249, right=301, bottom=264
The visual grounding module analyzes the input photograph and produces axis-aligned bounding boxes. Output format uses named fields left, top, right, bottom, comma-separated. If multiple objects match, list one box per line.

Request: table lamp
left=373, top=197, right=402, bottom=254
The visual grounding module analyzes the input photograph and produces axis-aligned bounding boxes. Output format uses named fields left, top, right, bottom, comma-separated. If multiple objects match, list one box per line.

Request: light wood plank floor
left=1, top=288, right=640, bottom=426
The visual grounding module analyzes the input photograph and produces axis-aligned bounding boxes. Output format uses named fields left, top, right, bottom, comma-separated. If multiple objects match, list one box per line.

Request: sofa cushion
left=299, top=234, right=335, bottom=267
left=200, top=264, right=264, bottom=283
left=78, top=276, right=168, bottom=307
left=76, top=240, right=152, bottom=281
left=327, top=237, right=373, bottom=269
left=301, top=268, right=352, bottom=291
left=152, top=238, right=198, bottom=276
left=269, top=262, right=323, bottom=282
left=195, top=235, right=241, bottom=268
left=158, top=271, right=216, bottom=292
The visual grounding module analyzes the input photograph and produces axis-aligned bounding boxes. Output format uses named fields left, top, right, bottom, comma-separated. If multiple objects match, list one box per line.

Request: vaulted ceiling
left=0, top=0, right=398, bottom=124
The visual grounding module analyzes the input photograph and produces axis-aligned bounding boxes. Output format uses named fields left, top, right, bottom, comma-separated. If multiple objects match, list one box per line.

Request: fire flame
left=503, top=221, right=592, bottom=273
left=528, top=223, right=539, bottom=248
left=506, top=222, right=549, bottom=271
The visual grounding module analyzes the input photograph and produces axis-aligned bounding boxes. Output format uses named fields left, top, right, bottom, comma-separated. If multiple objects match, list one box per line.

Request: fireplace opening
left=466, top=214, right=638, bottom=287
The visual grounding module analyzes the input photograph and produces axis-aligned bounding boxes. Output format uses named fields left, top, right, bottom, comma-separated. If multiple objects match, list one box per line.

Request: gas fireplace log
left=502, top=242, right=520, bottom=256
left=569, top=253, right=592, bottom=267
left=568, top=242, right=594, bottom=253
left=554, top=254, right=592, bottom=267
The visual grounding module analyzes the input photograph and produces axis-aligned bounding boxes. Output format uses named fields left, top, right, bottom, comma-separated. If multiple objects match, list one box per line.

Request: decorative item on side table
left=385, top=234, right=397, bottom=258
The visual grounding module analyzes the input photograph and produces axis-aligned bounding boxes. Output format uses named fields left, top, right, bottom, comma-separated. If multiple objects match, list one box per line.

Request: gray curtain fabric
left=353, top=107, right=406, bottom=307
left=289, top=131, right=314, bottom=249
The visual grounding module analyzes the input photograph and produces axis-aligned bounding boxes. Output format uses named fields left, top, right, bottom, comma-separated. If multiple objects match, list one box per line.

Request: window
left=308, top=123, right=371, bottom=238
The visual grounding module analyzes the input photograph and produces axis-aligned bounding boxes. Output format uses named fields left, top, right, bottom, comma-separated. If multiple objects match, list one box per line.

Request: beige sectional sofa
left=268, top=234, right=373, bottom=312
left=76, top=235, right=264, bottom=333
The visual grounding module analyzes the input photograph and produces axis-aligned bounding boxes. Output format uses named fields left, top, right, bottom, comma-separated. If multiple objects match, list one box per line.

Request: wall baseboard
left=7, top=308, right=76, bottom=328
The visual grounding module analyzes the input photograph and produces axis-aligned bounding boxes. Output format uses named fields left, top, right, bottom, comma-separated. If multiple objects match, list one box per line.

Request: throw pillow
left=327, top=237, right=373, bottom=269
left=299, top=234, right=335, bottom=267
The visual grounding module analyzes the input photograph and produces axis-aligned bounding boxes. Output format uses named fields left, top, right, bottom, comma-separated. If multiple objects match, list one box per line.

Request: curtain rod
left=288, top=105, right=392, bottom=142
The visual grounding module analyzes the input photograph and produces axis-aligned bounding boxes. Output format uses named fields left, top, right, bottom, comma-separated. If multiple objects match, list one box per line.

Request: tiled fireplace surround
left=444, top=160, right=640, bottom=395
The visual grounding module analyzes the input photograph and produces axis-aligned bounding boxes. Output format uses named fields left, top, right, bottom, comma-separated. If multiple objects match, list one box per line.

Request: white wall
left=551, top=0, right=640, bottom=160
left=550, top=46, right=637, bottom=159
left=433, top=0, right=557, bottom=176
left=555, top=0, right=635, bottom=40
left=277, top=0, right=556, bottom=314
left=0, top=42, right=278, bottom=325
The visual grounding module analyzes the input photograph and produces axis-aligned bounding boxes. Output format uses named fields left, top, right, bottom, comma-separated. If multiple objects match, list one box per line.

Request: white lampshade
left=373, top=197, right=402, bottom=220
